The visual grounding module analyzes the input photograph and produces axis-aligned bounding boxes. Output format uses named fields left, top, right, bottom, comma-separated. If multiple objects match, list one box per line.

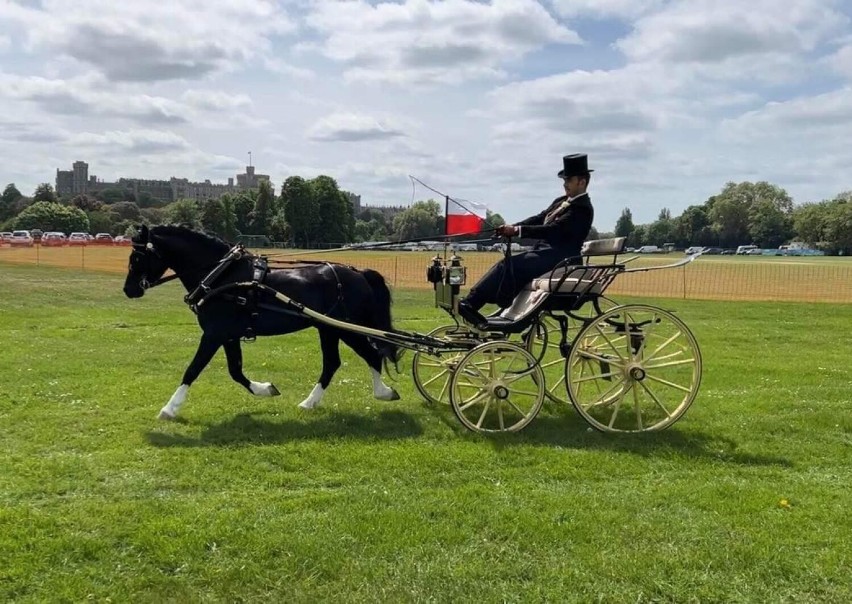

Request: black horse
left=123, top=225, right=401, bottom=420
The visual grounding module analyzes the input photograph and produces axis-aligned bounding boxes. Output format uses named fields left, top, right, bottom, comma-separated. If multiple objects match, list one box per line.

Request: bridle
left=130, top=239, right=181, bottom=291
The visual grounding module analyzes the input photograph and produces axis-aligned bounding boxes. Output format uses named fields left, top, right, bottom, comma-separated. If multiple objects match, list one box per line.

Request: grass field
left=3, top=244, right=852, bottom=303
left=1, top=263, right=850, bottom=602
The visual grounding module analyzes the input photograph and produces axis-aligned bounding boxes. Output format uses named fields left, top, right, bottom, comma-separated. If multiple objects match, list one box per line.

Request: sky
left=0, top=0, right=851, bottom=232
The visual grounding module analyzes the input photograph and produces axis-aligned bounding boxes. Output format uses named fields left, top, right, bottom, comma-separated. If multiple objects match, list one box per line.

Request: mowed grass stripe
left=0, top=264, right=849, bottom=602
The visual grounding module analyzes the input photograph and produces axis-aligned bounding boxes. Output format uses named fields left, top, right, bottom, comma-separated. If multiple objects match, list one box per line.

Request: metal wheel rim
left=525, top=298, right=618, bottom=404
left=566, top=304, right=702, bottom=433
left=450, top=341, right=545, bottom=433
left=412, top=325, right=469, bottom=405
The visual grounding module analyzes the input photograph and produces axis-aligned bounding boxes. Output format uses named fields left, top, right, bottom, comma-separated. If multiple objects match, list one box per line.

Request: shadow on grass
left=437, top=403, right=794, bottom=467
left=145, top=409, right=423, bottom=448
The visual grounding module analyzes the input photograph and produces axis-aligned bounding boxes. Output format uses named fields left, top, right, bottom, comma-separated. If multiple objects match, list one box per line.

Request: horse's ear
left=137, top=224, right=148, bottom=240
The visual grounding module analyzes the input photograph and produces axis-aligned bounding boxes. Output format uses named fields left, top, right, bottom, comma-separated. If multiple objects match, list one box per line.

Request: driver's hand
left=495, top=225, right=518, bottom=237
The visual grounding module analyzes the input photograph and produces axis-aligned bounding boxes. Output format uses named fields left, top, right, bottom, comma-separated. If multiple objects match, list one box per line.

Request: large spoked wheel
left=566, top=304, right=702, bottom=433
left=449, top=341, right=545, bottom=433
left=412, top=324, right=471, bottom=405
left=526, top=297, right=618, bottom=403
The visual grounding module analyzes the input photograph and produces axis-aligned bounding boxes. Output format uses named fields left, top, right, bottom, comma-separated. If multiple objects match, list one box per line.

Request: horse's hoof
left=158, top=409, right=176, bottom=421
left=389, top=389, right=401, bottom=401
left=298, top=400, right=321, bottom=410
left=250, top=381, right=280, bottom=397
left=269, top=384, right=280, bottom=396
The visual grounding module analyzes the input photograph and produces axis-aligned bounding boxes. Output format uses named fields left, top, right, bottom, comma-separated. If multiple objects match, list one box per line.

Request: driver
left=457, top=153, right=595, bottom=328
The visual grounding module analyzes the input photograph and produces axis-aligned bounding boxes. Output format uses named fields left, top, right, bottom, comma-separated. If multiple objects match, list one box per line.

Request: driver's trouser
left=463, top=247, right=579, bottom=310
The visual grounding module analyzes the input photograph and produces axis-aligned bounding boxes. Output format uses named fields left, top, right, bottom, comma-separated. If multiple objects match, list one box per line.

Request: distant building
left=55, top=161, right=273, bottom=204
left=345, top=192, right=362, bottom=214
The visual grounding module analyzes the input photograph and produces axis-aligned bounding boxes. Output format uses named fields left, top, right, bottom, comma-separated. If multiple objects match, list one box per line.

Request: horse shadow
left=145, top=408, right=423, bottom=448
left=432, top=402, right=794, bottom=468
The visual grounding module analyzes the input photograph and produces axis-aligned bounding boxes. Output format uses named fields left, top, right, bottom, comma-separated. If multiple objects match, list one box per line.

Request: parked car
left=41, top=232, right=67, bottom=247
left=684, top=246, right=704, bottom=255
left=702, top=247, right=723, bottom=255
left=0, top=232, right=12, bottom=245
left=736, top=245, right=759, bottom=255
left=636, top=245, right=661, bottom=253
left=94, top=233, right=114, bottom=245
left=113, top=235, right=132, bottom=247
left=10, top=230, right=34, bottom=247
left=68, top=232, right=89, bottom=246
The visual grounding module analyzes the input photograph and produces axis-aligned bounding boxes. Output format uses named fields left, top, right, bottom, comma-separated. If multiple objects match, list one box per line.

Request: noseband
left=131, top=240, right=180, bottom=290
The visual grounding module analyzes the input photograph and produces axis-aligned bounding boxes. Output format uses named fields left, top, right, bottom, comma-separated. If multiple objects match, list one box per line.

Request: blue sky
left=1, top=0, right=851, bottom=232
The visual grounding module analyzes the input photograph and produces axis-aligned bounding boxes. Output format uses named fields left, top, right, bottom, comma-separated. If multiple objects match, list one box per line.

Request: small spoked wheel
left=526, top=297, right=618, bottom=404
left=449, top=341, right=545, bottom=433
left=566, top=304, right=702, bottom=433
left=412, top=324, right=472, bottom=405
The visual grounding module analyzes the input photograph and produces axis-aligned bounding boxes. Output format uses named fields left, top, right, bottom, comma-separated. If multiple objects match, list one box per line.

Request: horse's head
left=123, top=225, right=169, bottom=298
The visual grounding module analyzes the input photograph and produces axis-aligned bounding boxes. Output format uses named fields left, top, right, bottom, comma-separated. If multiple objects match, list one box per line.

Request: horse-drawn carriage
left=124, top=226, right=702, bottom=435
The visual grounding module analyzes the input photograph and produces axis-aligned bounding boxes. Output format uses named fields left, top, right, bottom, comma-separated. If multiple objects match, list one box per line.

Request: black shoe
left=457, top=300, right=489, bottom=329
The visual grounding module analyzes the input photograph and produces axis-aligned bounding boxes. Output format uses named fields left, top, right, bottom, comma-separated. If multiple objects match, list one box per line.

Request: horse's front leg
left=158, top=332, right=223, bottom=420
left=223, top=338, right=280, bottom=397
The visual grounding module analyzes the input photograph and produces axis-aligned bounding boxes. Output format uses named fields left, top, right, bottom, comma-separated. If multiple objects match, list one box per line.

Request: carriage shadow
left=145, top=408, right=423, bottom=448
left=436, top=404, right=793, bottom=468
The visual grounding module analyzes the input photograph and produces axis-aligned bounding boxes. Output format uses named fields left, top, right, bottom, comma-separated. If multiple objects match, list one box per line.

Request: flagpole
left=443, top=194, right=450, bottom=260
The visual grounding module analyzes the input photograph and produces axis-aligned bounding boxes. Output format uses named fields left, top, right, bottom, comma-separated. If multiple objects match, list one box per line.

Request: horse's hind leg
left=299, top=327, right=341, bottom=410
left=159, top=332, right=222, bottom=420
left=223, top=339, right=280, bottom=397
left=340, top=332, right=400, bottom=401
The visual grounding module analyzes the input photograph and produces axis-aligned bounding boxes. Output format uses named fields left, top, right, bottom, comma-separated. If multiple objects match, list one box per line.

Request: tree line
left=613, top=181, right=852, bottom=255
left=0, top=177, right=507, bottom=247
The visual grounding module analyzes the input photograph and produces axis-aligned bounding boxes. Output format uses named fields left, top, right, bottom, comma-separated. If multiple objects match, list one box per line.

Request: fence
left=2, top=245, right=851, bottom=304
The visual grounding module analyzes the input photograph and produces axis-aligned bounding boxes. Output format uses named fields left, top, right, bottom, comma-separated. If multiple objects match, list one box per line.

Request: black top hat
left=557, top=153, right=593, bottom=178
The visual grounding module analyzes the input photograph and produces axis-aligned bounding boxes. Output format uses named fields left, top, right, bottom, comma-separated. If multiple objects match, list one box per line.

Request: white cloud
left=3, top=0, right=296, bottom=81
left=304, top=0, right=581, bottom=85
left=617, top=0, right=848, bottom=67
left=307, top=112, right=411, bottom=142
left=549, top=0, right=665, bottom=19
left=70, top=129, right=192, bottom=154
left=827, top=44, right=852, bottom=79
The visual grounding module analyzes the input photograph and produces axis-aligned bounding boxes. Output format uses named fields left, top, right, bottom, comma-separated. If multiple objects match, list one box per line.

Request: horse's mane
left=150, top=224, right=231, bottom=254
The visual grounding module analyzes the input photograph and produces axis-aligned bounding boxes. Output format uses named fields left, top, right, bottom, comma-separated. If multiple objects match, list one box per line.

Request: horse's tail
left=361, top=268, right=402, bottom=373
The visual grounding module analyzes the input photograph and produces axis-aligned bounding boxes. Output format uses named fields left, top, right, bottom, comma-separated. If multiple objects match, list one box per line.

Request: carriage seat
left=580, top=236, right=627, bottom=257
left=531, top=270, right=603, bottom=295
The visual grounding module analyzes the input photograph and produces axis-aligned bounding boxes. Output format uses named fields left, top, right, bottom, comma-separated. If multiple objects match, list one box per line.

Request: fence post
left=682, top=265, right=687, bottom=299
left=36, top=243, right=40, bottom=267
left=394, top=256, right=398, bottom=287
left=81, top=246, right=85, bottom=271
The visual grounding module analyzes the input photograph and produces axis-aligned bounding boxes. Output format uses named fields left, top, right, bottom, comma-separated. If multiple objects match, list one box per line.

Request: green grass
left=0, top=264, right=850, bottom=602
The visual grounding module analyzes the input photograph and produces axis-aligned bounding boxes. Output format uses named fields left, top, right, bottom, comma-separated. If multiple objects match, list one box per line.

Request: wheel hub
left=628, top=365, right=646, bottom=381
left=492, top=384, right=510, bottom=400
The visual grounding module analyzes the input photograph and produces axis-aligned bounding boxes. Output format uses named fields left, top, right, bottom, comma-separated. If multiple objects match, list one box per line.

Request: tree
left=109, top=201, right=142, bottom=222
left=269, top=211, right=290, bottom=242
left=33, top=183, right=57, bottom=203
left=140, top=207, right=166, bottom=226
left=201, top=198, right=227, bottom=235
left=283, top=176, right=320, bottom=247
left=392, top=200, right=443, bottom=240
left=792, top=203, right=827, bottom=246
left=824, top=201, right=852, bottom=255
left=614, top=208, right=635, bottom=240
left=250, top=179, right=275, bottom=236
left=1, top=183, right=23, bottom=221
left=748, top=199, right=793, bottom=248
left=310, top=175, right=353, bottom=245
left=86, top=210, right=114, bottom=234
left=12, top=201, right=89, bottom=233
left=219, top=194, right=238, bottom=241
left=483, top=211, right=506, bottom=230
left=164, top=199, right=202, bottom=229
left=233, top=190, right=256, bottom=234
left=71, top=194, right=102, bottom=212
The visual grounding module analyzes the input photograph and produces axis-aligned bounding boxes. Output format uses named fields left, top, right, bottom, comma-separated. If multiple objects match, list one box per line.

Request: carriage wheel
left=526, top=297, right=618, bottom=404
left=412, top=324, right=471, bottom=405
left=565, top=304, right=702, bottom=433
left=449, top=341, right=545, bottom=433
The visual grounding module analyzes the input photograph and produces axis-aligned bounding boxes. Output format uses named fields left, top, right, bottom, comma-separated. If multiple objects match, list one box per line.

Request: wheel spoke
left=645, top=374, right=691, bottom=393
left=594, top=324, right=626, bottom=361
left=459, top=389, right=490, bottom=411
left=421, top=369, right=451, bottom=387
left=476, top=398, right=492, bottom=428
left=572, top=370, right=619, bottom=383
left=646, top=331, right=683, bottom=363
left=507, top=388, right=540, bottom=397
left=632, top=383, right=643, bottom=430
left=607, top=383, right=631, bottom=428
left=640, top=381, right=673, bottom=418
left=644, top=357, right=695, bottom=370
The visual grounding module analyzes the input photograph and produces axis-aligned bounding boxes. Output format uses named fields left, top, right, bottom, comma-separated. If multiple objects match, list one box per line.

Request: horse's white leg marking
left=298, top=383, right=325, bottom=410
left=372, top=368, right=400, bottom=401
left=249, top=381, right=280, bottom=397
left=159, top=384, right=189, bottom=420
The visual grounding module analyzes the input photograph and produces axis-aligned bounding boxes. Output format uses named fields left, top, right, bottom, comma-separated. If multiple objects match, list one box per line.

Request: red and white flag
left=446, top=198, right=488, bottom=235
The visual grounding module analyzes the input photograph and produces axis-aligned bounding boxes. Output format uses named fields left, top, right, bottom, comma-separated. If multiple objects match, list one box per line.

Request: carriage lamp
left=427, top=255, right=443, bottom=284
left=446, top=254, right=466, bottom=286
